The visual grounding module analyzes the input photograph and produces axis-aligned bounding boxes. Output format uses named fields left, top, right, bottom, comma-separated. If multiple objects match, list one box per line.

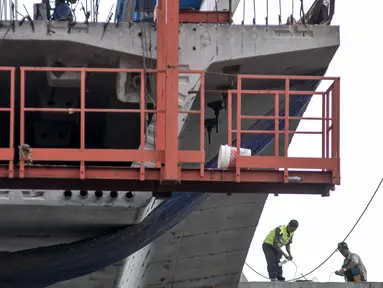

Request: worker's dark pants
left=262, top=243, right=283, bottom=279
left=343, top=267, right=366, bottom=282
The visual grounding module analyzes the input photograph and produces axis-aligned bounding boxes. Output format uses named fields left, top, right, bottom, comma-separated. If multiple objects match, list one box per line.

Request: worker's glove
left=286, top=255, right=293, bottom=261
left=335, top=269, right=345, bottom=276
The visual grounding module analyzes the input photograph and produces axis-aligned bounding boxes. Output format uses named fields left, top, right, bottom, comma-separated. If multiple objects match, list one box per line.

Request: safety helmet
left=338, top=242, right=348, bottom=250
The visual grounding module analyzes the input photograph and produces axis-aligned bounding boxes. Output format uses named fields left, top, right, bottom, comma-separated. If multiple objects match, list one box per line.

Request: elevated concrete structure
left=0, top=20, right=339, bottom=288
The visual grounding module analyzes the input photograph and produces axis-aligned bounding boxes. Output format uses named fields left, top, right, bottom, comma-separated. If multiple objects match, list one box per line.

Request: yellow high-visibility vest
left=264, top=225, right=294, bottom=248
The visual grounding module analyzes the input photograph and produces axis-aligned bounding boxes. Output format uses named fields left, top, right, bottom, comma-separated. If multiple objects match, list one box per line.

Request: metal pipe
left=110, top=191, right=118, bottom=198
left=95, top=190, right=103, bottom=198
left=125, top=191, right=134, bottom=199
left=79, top=190, right=88, bottom=198
left=63, top=190, right=72, bottom=199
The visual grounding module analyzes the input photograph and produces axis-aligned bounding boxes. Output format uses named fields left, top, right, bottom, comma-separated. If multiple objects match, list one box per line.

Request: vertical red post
left=19, top=68, right=25, bottom=178
left=164, top=0, right=180, bottom=181
left=80, top=70, right=86, bottom=179
left=155, top=0, right=165, bottom=168
left=283, top=78, right=290, bottom=183
left=236, top=75, right=241, bottom=182
left=274, top=93, right=279, bottom=157
left=199, top=72, right=205, bottom=177
left=332, top=78, right=340, bottom=185
left=227, top=91, right=232, bottom=145
left=321, top=92, right=326, bottom=165
left=326, top=91, right=330, bottom=159
left=140, top=70, right=146, bottom=181
left=8, top=68, right=15, bottom=178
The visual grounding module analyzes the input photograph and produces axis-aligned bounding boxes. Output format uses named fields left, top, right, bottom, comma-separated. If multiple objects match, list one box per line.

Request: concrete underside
left=0, top=22, right=340, bottom=288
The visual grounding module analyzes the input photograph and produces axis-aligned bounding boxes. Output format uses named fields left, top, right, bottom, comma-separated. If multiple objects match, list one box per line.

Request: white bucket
left=217, top=145, right=251, bottom=169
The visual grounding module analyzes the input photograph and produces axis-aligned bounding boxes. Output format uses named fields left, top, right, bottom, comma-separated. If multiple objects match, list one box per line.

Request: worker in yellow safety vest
left=262, top=220, right=299, bottom=281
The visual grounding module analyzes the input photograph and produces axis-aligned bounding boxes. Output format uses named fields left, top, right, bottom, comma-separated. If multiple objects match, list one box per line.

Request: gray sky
left=8, top=0, right=383, bottom=283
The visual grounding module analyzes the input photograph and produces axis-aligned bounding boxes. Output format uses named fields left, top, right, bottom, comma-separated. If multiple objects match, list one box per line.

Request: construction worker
left=335, top=242, right=367, bottom=282
left=263, top=220, right=299, bottom=281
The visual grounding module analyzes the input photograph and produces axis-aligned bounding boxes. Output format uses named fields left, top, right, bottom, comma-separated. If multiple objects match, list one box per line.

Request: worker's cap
left=338, top=242, right=348, bottom=250
left=288, top=219, right=299, bottom=228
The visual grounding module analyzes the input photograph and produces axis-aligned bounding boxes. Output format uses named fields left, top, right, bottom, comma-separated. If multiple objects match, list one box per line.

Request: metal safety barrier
left=227, top=74, right=340, bottom=184
left=0, top=66, right=340, bottom=195
left=17, top=67, right=205, bottom=180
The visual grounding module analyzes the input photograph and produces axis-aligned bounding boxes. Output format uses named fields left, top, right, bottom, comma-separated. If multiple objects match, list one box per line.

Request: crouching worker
left=262, top=220, right=299, bottom=281
left=335, top=242, right=367, bottom=282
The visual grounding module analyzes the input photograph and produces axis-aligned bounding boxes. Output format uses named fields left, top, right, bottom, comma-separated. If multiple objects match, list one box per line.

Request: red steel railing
left=0, top=66, right=340, bottom=194
left=18, top=67, right=205, bottom=180
left=228, top=75, right=340, bottom=184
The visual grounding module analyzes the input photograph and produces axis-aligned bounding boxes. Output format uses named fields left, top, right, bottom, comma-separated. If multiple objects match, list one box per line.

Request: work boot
left=277, top=276, right=286, bottom=281
left=270, top=278, right=278, bottom=281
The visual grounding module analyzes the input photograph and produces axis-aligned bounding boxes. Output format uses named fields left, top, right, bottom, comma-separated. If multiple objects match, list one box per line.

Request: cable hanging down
left=245, top=177, right=383, bottom=282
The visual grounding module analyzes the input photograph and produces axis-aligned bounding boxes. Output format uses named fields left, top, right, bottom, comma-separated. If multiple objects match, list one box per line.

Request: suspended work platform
left=0, top=66, right=340, bottom=195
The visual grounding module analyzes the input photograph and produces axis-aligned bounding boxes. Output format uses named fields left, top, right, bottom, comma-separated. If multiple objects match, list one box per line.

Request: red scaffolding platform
left=0, top=1, right=340, bottom=196
left=0, top=66, right=340, bottom=196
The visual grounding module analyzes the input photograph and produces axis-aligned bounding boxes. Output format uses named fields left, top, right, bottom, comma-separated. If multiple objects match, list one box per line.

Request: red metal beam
left=164, top=0, right=180, bottom=181
left=20, top=148, right=203, bottom=164
left=156, top=0, right=166, bottom=170
left=0, top=166, right=334, bottom=183
left=179, top=11, right=231, bottom=24
left=0, top=149, right=13, bottom=160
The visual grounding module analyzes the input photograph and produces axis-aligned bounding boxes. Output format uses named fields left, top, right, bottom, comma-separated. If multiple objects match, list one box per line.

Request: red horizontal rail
left=236, top=156, right=337, bottom=170
left=0, top=166, right=334, bottom=195
left=232, top=130, right=323, bottom=135
left=240, top=115, right=332, bottom=121
left=21, top=67, right=162, bottom=73
left=0, top=166, right=333, bottom=184
left=228, top=89, right=325, bottom=95
left=179, top=11, right=231, bottom=24
left=0, top=149, right=13, bottom=160
left=23, top=108, right=163, bottom=113
left=238, top=74, right=338, bottom=81
left=28, top=149, right=204, bottom=163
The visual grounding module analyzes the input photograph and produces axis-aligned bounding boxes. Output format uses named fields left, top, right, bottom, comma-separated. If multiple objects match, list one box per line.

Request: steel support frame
left=18, top=66, right=205, bottom=180
left=2, top=64, right=340, bottom=193
left=228, top=74, right=340, bottom=185
left=0, top=69, right=340, bottom=195
left=163, top=0, right=180, bottom=181
left=155, top=0, right=165, bottom=171
left=0, top=3, right=341, bottom=193
left=0, top=166, right=334, bottom=196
